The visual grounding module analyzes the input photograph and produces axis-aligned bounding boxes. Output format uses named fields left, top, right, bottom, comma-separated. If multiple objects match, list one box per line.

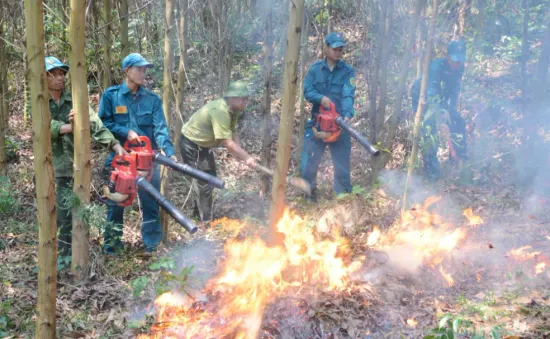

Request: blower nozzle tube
left=136, top=177, right=198, bottom=234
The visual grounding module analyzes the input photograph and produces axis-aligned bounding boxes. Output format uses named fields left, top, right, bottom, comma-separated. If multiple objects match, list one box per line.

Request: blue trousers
left=104, top=154, right=162, bottom=253
left=300, top=120, right=352, bottom=195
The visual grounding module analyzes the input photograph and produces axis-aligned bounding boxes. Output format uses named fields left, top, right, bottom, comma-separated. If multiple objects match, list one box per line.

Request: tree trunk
left=0, top=25, right=7, bottom=174
left=403, top=0, right=438, bottom=211
left=521, top=0, right=530, bottom=101
left=533, top=11, right=550, bottom=108
left=375, top=0, right=393, bottom=142
left=327, top=0, right=332, bottom=34
left=24, top=0, right=58, bottom=336
left=457, top=0, right=470, bottom=37
left=120, top=0, right=129, bottom=57
left=175, top=0, right=188, bottom=149
left=260, top=6, right=274, bottom=197
left=160, top=0, right=175, bottom=241
left=416, top=16, right=425, bottom=79
left=476, top=0, right=485, bottom=35
left=368, top=0, right=387, bottom=142
left=373, top=0, right=423, bottom=177
left=268, top=0, right=305, bottom=245
left=297, top=9, right=310, bottom=169
left=69, top=0, right=91, bottom=280
left=102, top=0, right=112, bottom=92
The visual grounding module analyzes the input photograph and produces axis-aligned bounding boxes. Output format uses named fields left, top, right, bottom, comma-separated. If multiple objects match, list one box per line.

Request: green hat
left=325, top=32, right=346, bottom=48
left=122, top=53, right=153, bottom=70
left=447, top=40, right=466, bottom=63
left=223, top=81, right=249, bottom=98
left=45, top=56, right=69, bottom=73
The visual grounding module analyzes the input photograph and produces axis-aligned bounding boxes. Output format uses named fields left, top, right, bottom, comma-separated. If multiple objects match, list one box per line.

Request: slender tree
left=120, top=0, right=129, bottom=57
left=373, top=0, right=424, bottom=177
left=0, top=21, right=7, bottom=174
left=521, top=0, right=530, bottom=100
left=24, top=0, right=58, bottom=336
left=69, top=0, right=91, bottom=279
left=102, top=0, right=112, bottom=91
left=375, top=0, right=394, bottom=141
left=260, top=5, right=274, bottom=197
left=297, top=9, right=310, bottom=167
left=174, top=0, right=189, bottom=149
left=403, top=0, right=439, bottom=212
left=268, top=0, right=305, bottom=244
left=160, top=0, right=175, bottom=239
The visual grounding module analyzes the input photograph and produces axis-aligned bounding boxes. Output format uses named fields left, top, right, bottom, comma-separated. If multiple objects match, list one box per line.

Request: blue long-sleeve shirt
left=303, top=59, right=356, bottom=118
left=411, top=57, right=464, bottom=110
left=98, top=82, right=175, bottom=162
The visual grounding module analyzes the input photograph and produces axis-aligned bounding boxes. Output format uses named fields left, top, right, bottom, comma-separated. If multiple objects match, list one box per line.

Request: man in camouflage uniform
left=45, top=56, right=126, bottom=256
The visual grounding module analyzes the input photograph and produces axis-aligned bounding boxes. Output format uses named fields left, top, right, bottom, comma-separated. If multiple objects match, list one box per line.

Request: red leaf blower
left=314, top=102, right=380, bottom=156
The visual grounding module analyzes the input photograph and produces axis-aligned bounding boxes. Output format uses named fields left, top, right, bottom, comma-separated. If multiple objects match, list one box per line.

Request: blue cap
left=121, top=53, right=153, bottom=70
left=325, top=32, right=346, bottom=48
left=45, top=56, right=69, bottom=73
left=447, top=40, right=466, bottom=63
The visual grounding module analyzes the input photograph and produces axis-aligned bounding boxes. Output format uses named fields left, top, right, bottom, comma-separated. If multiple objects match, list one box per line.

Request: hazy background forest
left=1, top=0, right=550, bottom=338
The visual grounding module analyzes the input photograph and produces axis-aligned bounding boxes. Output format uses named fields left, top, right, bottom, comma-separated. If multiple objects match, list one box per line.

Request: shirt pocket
left=136, top=110, right=153, bottom=127
left=330, top=78, right=344, bottom=100
left=113, top=110, right=130, bottom=124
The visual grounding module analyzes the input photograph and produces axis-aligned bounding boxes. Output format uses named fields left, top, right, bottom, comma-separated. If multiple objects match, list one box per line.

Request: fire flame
left=463, top=208, right=484, bottom=226
left=535, top=262, right=546, bottom=275
left=406, top=318, right=418, bottom=327
left=140, top=210, right=362, bottom=338
left=508, top=246, right=540, bottom=261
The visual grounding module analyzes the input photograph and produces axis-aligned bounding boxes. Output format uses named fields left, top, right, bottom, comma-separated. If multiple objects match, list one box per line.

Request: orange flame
left=463, top=208, right=483, bottom=226
left=508, top=246, right=540, bottom=261
left=140, top=210, right=362, bottom=338
left=535, top=262, right=546, bottom=275
left=406, top=318, right=418, bottom=327
left=439, top=266, right=455, bottom=287
left=367, top=226, right=381, bottom=246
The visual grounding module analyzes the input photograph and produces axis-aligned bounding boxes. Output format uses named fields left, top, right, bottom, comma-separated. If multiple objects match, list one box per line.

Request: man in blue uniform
left=410, top=40, right=467, bottom=181
left=301, top=32, right=356, bottom=202
left=98, top=53, right=177, bottom=254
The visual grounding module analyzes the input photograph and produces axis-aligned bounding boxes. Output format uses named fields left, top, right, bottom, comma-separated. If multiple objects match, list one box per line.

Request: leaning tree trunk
left=69, top=0, right=92, bottom=280
left=403, top=0, right=438, bottom=212
left=24, top=0, right=58, bottom=336
left=120, top=0, right=129, bottom=57
left=260, top=6, right=274, bottom=197
left=174, top=0, right=188, bottom=149
left=0, top=24, right=7, bottom=174
left=372, top=0, right=424, bottom=179
left=102, top=0, right=112, bottom=92
left=268, top=0, right=305, bottom=245
left=160, top=0, right=175, bottom=241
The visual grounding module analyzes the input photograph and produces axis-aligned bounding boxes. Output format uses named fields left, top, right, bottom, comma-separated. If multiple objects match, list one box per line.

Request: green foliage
left=0, top=300, right=13, bottom=337
left=0, top=176, right=19, bottom=216
left=128, top=258, right=196, bottom=298
left=4, top=136, right=21, bottom=163
left=56, top=254, right=71, bottom=271
left=130, top=276, right=152, bottom=298
left=424, top=314, right=508, bottom=339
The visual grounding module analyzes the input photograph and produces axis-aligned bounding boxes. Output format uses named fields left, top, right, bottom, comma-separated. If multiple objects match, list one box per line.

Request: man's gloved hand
left=312, top=126, right=330, bottom=140
left=170, top=155, right=177, bottom=161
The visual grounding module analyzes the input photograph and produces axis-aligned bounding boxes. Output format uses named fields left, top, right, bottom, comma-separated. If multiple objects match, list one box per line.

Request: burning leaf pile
left=366, top=196, right=483, bottom=286
left=138, top=210, right=363, bottom=338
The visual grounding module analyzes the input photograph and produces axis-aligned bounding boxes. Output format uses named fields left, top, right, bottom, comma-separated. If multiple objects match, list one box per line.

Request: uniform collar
left=220, top=98, right=234, bottom=114
left=120, top=81, right=146, bottom=96
left=322, top=58, right=344, bottom=70
left=49, top=90, right=71, bottom=103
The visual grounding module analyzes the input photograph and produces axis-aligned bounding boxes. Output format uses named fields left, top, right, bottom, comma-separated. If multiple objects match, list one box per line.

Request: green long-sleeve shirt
left=49, top=91, right=119, bottom=177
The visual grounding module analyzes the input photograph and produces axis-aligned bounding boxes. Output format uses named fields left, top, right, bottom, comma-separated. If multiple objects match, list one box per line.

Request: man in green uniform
left=179, top=81, right=256, bottom=222
left=45, top=56, right=126, bottom=256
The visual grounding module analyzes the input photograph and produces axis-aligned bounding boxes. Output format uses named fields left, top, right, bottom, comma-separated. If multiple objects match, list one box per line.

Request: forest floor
left=2, top=37, right=550, bottom=339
